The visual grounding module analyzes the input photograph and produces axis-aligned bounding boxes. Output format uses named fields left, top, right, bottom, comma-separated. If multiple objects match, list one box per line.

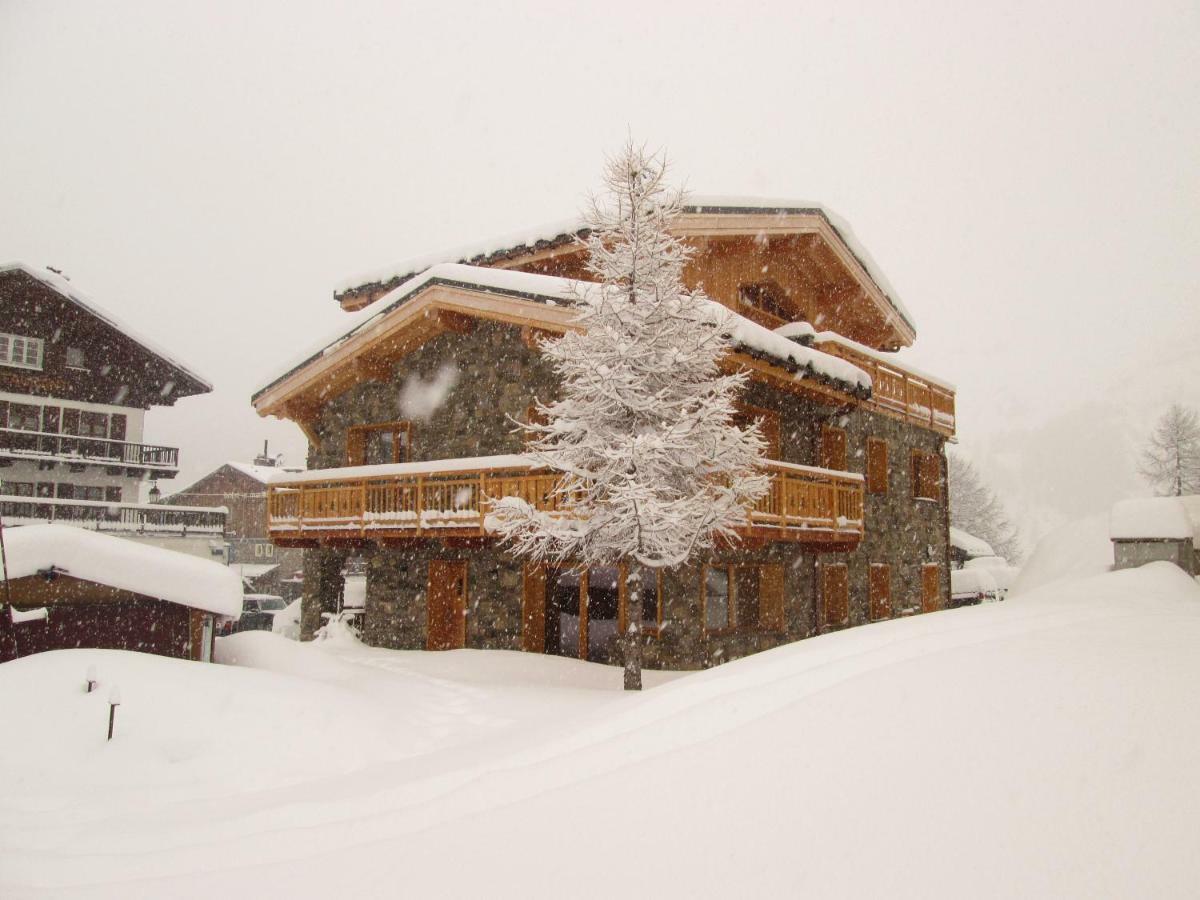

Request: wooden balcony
left=813, top=339, right=956, bottom=437
left=266, top=458, right=864, bottom=548
left=0, top=495, right=226, bottom=535
left=0, top=427, right=180, bottom=473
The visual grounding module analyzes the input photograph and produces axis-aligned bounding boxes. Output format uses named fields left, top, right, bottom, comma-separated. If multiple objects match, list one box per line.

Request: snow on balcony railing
left=0, top=427, right=180, bottom=470
left=0, top=495, right=226, bottom=535
left=266, top=457, right=864, bottom=544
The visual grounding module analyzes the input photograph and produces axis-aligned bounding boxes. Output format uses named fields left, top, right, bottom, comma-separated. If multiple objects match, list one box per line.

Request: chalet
left=0, top=264, right=226, bottom=557
left=166, top=444, right=305, bottom=590
left=253, top=198, right=956, bottom=669
left=0, top=524, right=242, bottom=663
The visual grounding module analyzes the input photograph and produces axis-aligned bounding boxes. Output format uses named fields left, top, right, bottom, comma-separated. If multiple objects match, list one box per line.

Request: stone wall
left=303, top=322, right=950, bottom=669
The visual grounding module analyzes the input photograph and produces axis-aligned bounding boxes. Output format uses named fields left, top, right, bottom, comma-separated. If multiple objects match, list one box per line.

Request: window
left=0, top=333, right=44, bottom=370
left=869, top=564, right=891, bottom=620
left=254, top=543, right=275, bottom=559
left=65, top=347, right=86, bottom=369
left=1, top=481, right=34, bottom=497
left=704, top=563, right=785, bottom=633
left=820, top=425, right=848, bottom=472
left=737, top=281, right=790, bottom=321
left=733, top=403, right=781, bottom=459
left=346, top=421, right=412, bottom=465
left=821, top=563, right=849, bottom=628
left=911, top=449, right=942, bottom=501
left=7, top=403, right=40, bottom=432
left=704, top=566, right=732, bottom=631
left=79, top=411, right=109, bottom=439
left=866, top=438, right=889, bottom=494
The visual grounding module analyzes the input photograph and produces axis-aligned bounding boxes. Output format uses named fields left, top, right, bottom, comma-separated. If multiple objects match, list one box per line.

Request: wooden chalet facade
left=0, top=265, right=225, bottom=552
left=253, top=199, right=956, bottom=670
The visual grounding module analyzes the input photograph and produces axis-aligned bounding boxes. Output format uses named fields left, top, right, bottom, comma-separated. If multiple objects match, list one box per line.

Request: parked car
left=949, top=567, right=999, bottom=608
left=962, top=556, right=1021, bottom=601
left=220, top=594, right=288, bottom=634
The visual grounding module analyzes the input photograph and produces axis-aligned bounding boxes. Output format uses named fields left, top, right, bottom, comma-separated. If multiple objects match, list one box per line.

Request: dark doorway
left=586, top=566, right=620, bottom=664
left=543, top=567, right=621, bottom=663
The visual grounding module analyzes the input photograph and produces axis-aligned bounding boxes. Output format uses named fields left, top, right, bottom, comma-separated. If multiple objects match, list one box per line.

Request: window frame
left=346, top=421, right=413, bottom=466
left=0, top=333, right=44, bottom=371
left=702, top=563, right=786, bottom=635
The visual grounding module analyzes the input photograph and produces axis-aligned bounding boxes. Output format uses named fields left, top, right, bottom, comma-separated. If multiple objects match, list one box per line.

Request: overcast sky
left=2, top=0, right=1197, bottom=545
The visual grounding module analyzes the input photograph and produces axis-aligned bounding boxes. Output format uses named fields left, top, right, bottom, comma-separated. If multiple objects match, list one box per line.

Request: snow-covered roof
left=333, top=196, right=916, bottom=332
left=950, top=527, right=996, bottom=558
left=1110, top=497, right=1195, bottom=542
left=227, top=461, right=305, bottom=484
left=1, top=524, right=242, bottom=617
left=799, top=327, right=956, bottom=392
left=255, top=264, right=871, bottom=401
left=230, top=563, right=279, bottom=579
left=0, top=263, right=212, bottom=394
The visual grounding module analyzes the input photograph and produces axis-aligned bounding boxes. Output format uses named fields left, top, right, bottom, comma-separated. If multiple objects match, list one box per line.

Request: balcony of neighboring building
left=0, top=494, right=226, bottom=535
left=265, top=455, right=864, bottom=549
left=0, top=427, right=180, bottom=475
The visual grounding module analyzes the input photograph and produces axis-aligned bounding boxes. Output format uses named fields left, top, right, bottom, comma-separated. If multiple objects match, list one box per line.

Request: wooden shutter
left=923, top=452, right=942, bottom=501
left=760, top=564, right=785, bottom=632
left=869, top=564, right=891, bottom=620
left=921, top=564, right=942, bottom=613
left=821, top=563, right=849, bottom=628
left=866, top=438, right=888, bottom=495
left=820, top=426, right=847, bottom=472
left=521, top=563, right=546, bottom=653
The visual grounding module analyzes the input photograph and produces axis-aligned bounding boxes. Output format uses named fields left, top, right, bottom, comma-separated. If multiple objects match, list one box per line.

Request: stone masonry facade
left=302, top=318, right=950, bottom=668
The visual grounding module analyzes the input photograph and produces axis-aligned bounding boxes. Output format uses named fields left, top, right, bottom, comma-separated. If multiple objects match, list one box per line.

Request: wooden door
left=921, top=564, right=942, bottom=613
left=821, top=563, right=849, bottom=628
left=869, top=564, right=891, bottom=620
left=521, top=563, right=546, bottom=653
left=427, top=560, right=467, bottom=650
left=760, top=564, right=785, bottom=632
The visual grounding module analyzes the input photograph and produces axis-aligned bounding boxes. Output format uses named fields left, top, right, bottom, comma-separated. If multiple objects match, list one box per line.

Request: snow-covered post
left=107, top=685, right=121, bottom=741
left=491, top=140, right=768, bottom=690
left=86, top=664, right=98, bottom=694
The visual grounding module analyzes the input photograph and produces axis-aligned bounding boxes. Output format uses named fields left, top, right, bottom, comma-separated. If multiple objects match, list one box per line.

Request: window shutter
left=869, top=564, right=891, bottom=620
left=921, top=564, right=941, bottom=613
left=867, top=438, right=888, bottom=494
left=760, top=564, right=785, bottom=631
left=820, top=426, right=848, bottom=472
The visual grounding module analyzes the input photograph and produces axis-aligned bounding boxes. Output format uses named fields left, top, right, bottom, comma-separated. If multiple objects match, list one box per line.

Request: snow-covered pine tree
left=489, top=141, right=769, bottom=690
left=1139, top=403, right=1200, bottom=497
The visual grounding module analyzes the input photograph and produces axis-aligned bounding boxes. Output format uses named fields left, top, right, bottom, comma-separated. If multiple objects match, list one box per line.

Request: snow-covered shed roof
left=950, top=527, right=996, bottom=559
left=0, top=263, right=212, bottom=395
left=254, top=264, right=872, bottom=403
left=1, top=524, right=242, bottom=617
left=333, top=196, right=916, bottom=333
left=1110, top=497, right=1196, bottom=542
left=227, top=461, right=305, bottom=484
left=230, top=563, right=279, bottom=580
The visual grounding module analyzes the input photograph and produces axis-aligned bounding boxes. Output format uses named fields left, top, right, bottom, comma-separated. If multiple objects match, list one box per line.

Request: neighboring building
left=0, top=524, right=242, bottom=663
left=1110, top=496, right=1197, bottom=576
left=949, top=526, right=995, bottom=569
left=253, top=199, right=957, bottom=669
left=0, top=264, right=225, bottom=558
left=166, top=444, right=304, bottom=586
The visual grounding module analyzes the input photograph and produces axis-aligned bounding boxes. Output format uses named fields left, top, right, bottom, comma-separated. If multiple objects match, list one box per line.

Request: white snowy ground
left=3, top=563, right=1200, bottom=899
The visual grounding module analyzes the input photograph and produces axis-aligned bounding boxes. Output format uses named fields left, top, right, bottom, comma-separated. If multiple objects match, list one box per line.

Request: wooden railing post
left=416, top=475, right=424, bottom=534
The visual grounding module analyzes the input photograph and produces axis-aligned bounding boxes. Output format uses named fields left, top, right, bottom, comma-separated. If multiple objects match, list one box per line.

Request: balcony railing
left=0, top=427, right=180, bottom=471
left=266, top=458, right=864, bottom=545
left=813, top=339, right=956, bottom=436
left=0, top=495, right=226, bottom=535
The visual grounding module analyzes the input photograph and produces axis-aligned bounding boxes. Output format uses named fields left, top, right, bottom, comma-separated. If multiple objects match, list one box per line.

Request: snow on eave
left=950, top=526, right=996, bottom=558
left=254, top=265, right=871, bottom=403
left=1109, top=497, right=1195, bottom=542
left=0, top=263, right=213, bottom=396
left=799, top=328, right=956, bottom=391
left=269, top=453, right=536, bottom=485
left=226, top=461, right=305, bottom=484
left=0, top=524, right=242, bottom=617
left=331, top=196, right=916, bottom=334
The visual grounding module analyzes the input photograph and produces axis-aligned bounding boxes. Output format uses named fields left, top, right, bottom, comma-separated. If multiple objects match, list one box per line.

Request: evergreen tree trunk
left=624, top=563, right=644, bottom=691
